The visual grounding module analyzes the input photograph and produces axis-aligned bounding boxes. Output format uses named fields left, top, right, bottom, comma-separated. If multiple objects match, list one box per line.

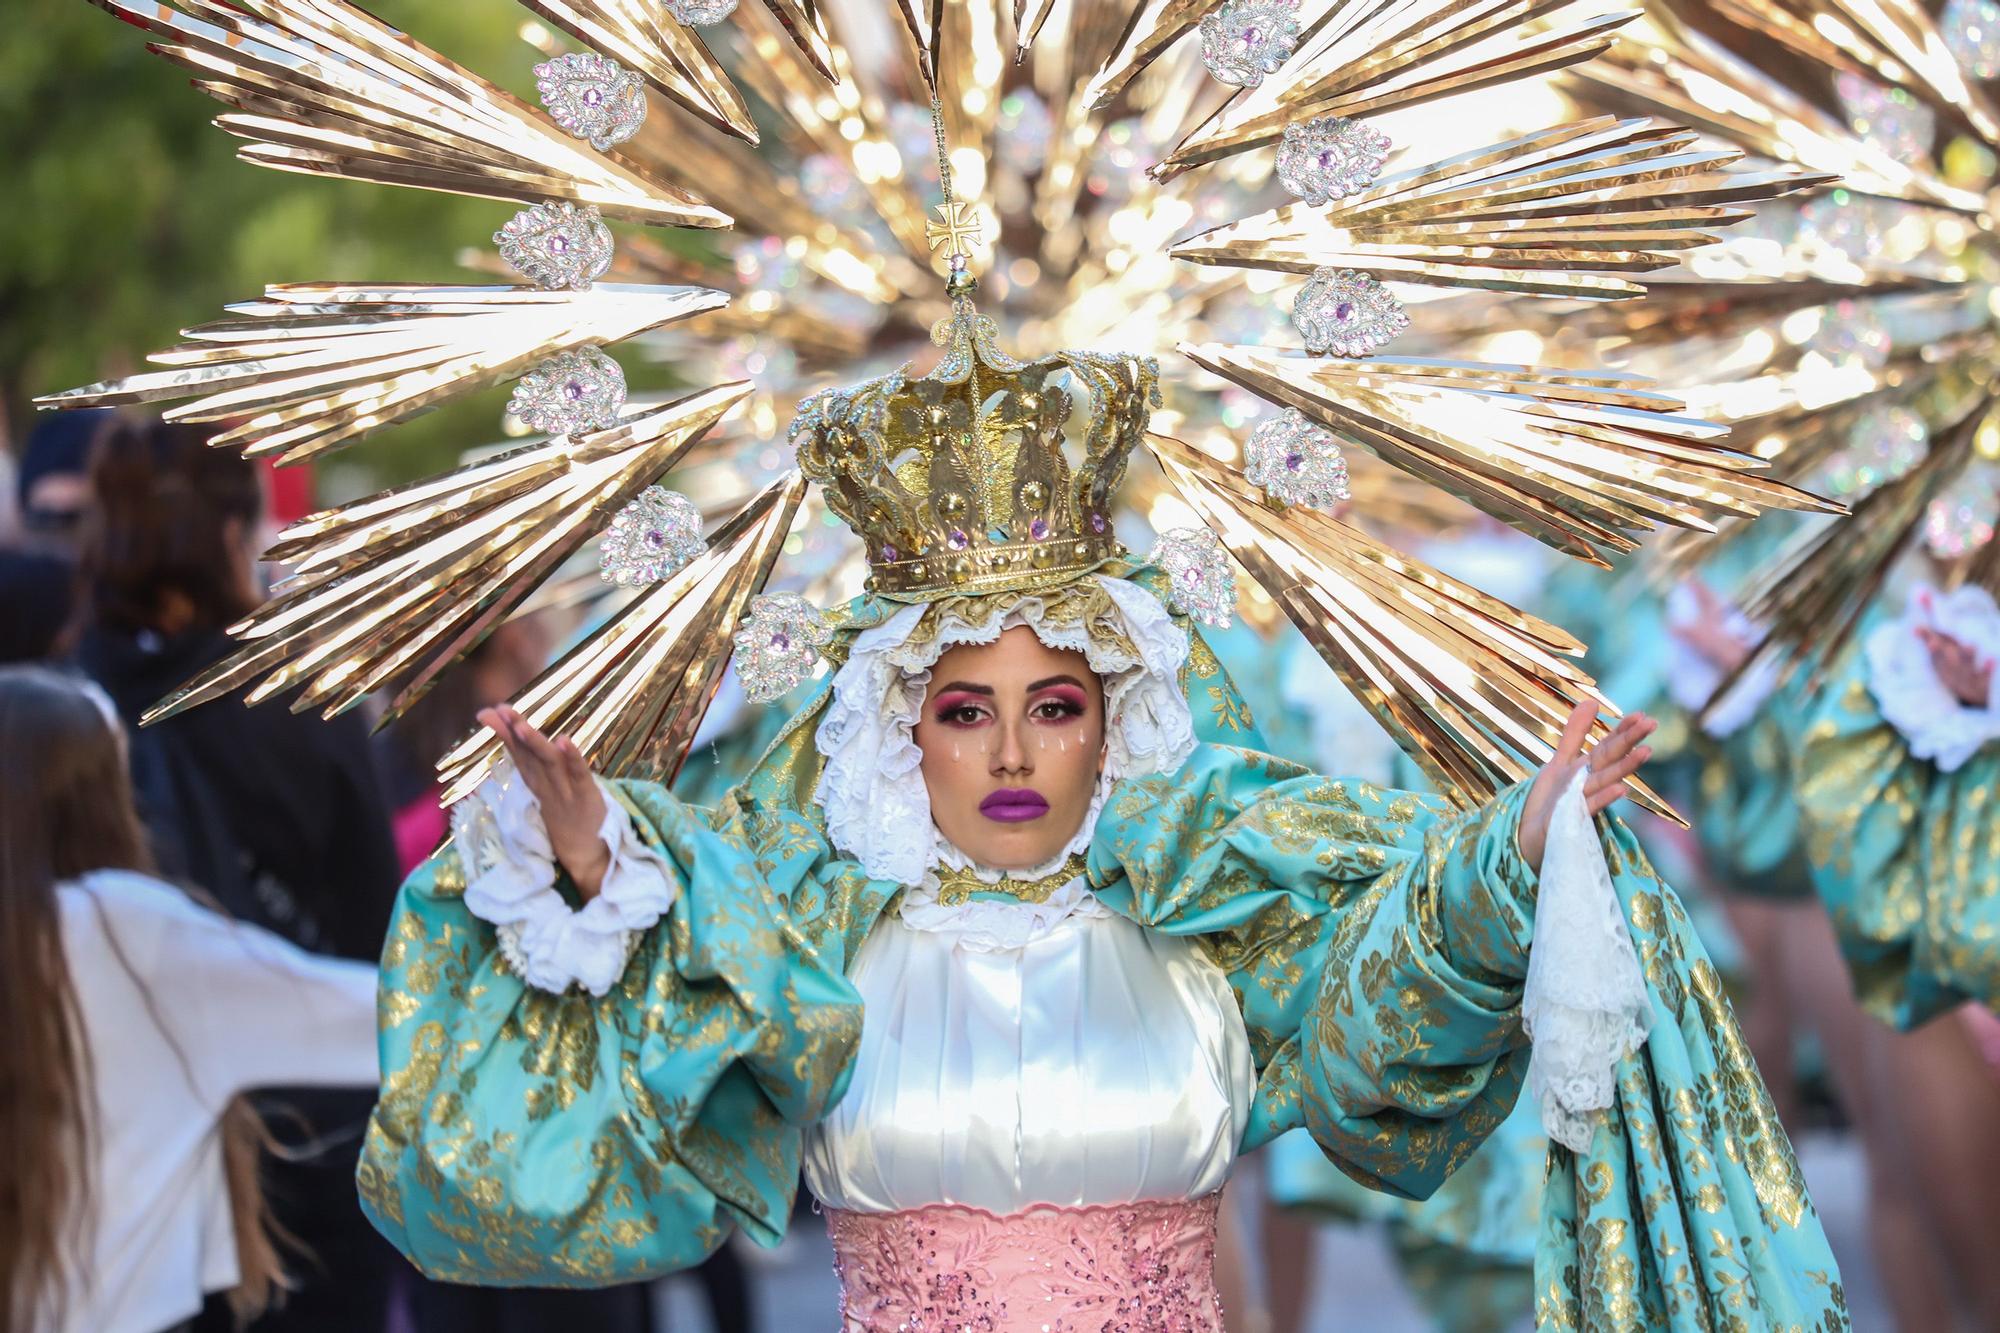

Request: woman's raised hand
left=1516, top=701, right=1656, bottom=873
left=476, top=704, right=610, bottom=901
left=1916, top=625, right=1994, bottom=707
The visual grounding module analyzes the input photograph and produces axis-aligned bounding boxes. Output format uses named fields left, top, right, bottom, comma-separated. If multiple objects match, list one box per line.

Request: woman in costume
left=353, top=302, right=1848, bottom=1331
left=1797, top=572, right=2000, bottom=1328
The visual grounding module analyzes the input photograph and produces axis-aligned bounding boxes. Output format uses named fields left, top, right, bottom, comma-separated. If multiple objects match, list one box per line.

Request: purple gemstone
left=564, top=379, right=586, bottom=400
left=643, top=528, right=666, bottom=550
left=548, top=234, right=569, bottom=254
left=1089, top=512, right=1108, bottom=534
left=582, top=87, right=604, bottom=108
left=1030, top=518, right=1050, bottom=540
left=1333, top=300, right=1356, bottom=322
left=879, top=543, right=899, bottom=562
left=1284, top=451, right=1304, bottom=471
left=1317, top=150, right=1337, bottom=170
left=947, top=528, right=969, bottom=550
left=1241, top=26, right=1261, bottom=43
left=769, top=631, right=791, bottom=651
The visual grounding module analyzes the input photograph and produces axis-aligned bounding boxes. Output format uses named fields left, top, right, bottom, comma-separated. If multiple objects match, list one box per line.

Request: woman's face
left=914, top=625, right=1107, bottom=871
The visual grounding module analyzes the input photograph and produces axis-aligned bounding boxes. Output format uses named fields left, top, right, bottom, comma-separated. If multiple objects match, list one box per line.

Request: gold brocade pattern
left=932, top=853, right=1089, bottom=906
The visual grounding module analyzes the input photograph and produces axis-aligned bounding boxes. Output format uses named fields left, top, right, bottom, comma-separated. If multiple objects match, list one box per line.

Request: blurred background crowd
left=5, top=4, right=2000, bottom=1333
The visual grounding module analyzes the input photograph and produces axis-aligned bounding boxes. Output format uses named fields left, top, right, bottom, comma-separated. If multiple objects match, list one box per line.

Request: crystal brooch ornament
left=1293, top=268, right=1409, bottom=357
left=1943, top=0, right=2000, bottom=79
left=1276, top=117, right=1392, bottom=205
left=1245, top=408, right=1351, bottom=511
left=598, top=486, right=704, bottom=586
left=733, top=593, right=833, bottom=702
left=495, top=202, right=614, bottom=291
left=533, top=52, right=647, bottom=152
left=666, top=0, right=738, bottom=25
left=1822, top=405, right=1928, bottom=500
left=1151, top=526, right=1236, bottom=629
left=1199, top=0, right=1301, bottom=89
left=508, top=346, right=627, bottom=435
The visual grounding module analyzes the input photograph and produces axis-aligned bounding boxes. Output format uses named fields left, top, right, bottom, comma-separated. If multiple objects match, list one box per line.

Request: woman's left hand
left=1517, top=701, right=1656, bottom=873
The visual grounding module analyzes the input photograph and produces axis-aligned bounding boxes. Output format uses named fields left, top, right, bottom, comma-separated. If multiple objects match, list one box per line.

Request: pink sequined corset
left=825, top=1193, right=1224, bottom=1333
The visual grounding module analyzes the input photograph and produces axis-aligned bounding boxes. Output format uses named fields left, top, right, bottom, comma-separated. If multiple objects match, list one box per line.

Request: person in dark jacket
left=73, top=417, right=408, bottom=1333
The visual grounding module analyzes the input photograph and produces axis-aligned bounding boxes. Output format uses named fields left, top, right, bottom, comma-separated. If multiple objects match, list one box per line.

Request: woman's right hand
left=1915, top=625, right=1994, bottom=707
left=476, top=704, right=610, bottom=901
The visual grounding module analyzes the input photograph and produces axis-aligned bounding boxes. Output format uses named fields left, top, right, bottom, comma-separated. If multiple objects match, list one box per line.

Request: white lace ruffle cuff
left=1522, top=768, right=1653, bottom=1153
left=453, top=768, right=676, bottom=996
left=1864, top=584, right=2000, bottom=775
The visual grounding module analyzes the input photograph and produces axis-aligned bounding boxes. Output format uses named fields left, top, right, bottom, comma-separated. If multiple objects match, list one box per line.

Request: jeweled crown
left=790, top=300, right=1159, bottom=600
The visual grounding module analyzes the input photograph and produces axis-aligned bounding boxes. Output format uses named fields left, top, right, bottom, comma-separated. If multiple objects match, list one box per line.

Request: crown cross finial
left=926, top=200, right=984, bottom=261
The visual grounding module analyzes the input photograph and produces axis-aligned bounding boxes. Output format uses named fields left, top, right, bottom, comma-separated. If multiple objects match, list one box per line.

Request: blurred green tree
left=3, top=4, right=704, bottom=497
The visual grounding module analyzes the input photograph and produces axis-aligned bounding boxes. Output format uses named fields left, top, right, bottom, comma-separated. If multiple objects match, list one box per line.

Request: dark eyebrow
left=933, top=681, right=995, bottom=696
left=1027, top=674, right=1087, bottom=693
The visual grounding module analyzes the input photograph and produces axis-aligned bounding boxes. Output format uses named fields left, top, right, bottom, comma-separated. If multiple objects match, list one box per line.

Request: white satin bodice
left=801, top=885, right=1255, bottom=1216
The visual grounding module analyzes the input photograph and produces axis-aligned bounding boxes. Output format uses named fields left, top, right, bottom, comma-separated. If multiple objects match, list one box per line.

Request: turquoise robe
left=357, top=585, right=1847, bottom=1331
left=1798, top=643, right=2000, bottom=1027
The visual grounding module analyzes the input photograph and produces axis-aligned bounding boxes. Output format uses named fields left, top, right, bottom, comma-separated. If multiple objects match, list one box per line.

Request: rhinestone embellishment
left=666, top=0, right=738, bottom=25
left=1276, top=116, right=1392, bottom=205
left=734, top=593, right=833, bottom=702
left=495, top=202, right=614, bottom=291
left=533, top=52, right=647, bottom=152
left=598, top=486, right=704, bottom=586
left=1199, top=0, right=1301, bottom=89
left=1833, top=72, right=1935, bottom=166
left=508, top=346, right=627, bottom=435
left=1943, top=0, right=2000, bottom=79
left=1151, top=526, right=1236, bottom=628
left=1245, top=408, right=1351, bottom=511
left=1293, top=267, right=1408, bottom=357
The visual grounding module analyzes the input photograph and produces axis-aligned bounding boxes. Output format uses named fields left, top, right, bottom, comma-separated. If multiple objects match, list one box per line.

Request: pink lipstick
left=979, top=788, right=1049, bottom=823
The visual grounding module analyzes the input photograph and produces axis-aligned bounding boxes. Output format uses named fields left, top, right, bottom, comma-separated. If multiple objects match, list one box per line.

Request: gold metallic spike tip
left=1145, top=431, right=1678, bottom=823
left=85, top=0, right=728, bottom=227
left=436, top=469, right=811, bottom=802
left=518, top=0, right=759, bottom=142
left=35, top=283, right=731, bottom=465
left=1176, top=340, right=1834, bottom=566
left=138, top=382, right=754, bottom=733
left=1153, top=0, right=1636, bottom=178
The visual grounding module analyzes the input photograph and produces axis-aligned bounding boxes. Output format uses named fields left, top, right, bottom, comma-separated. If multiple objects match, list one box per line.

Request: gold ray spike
left=82, top=0, right=727, bottom=227
left=141, top=382, right=751, bottom=732
left=516, top=0, right=758, bottom=141
left=1173, top=117, right=1829, bottom=298
left=1014, top=0, right=1060, bottom=61
left=1704, top=398, right=1991, bottom=719
left=1570, top=9, right=1983, bottom=212
left=733, top=7, right=939, bottom=270
left=437, top=470, right=810, bottom=801
left=758, top=0, right=842, bottom=83
left=1083, top=0, right=1225, bottom=109
left=34, top=283, right=730, bottom=465
left=1708, top=0, right=2000, bottom=148
left=1152, top=0, right=1636, bottom=179
left=1178, top=341, right=1840, bottom=564
left=1146, top=431, right=1678, bottom=818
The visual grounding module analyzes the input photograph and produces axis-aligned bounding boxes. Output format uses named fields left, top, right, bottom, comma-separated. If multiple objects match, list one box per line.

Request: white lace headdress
left=812, top=575, right=1198, bottom=885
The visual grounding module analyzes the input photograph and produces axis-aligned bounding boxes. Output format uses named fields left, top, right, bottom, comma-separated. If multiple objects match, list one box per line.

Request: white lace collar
left=812, top=575, right=1195, bottom=885
left=898, top=818, right=1110, bottom=952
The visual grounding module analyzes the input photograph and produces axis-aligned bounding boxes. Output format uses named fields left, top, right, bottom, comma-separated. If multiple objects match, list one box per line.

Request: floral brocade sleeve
left=1086, top=742, right=1535, bottom=1196
left=1799, top=661, right=2000, bottom=1027
left=357, top=782, right=895, bottom=1285
left=1089, top=742, right=1850, bottom=1332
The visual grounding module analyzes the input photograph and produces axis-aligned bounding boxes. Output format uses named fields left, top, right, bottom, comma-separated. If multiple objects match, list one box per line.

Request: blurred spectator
left=71, top=418, right=407, bottom=1333
left=0, top=547, right=77, bottom=664
left=15, top=409, right=114, bottom=556
left=0, top=665, right=379, bottom=1333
